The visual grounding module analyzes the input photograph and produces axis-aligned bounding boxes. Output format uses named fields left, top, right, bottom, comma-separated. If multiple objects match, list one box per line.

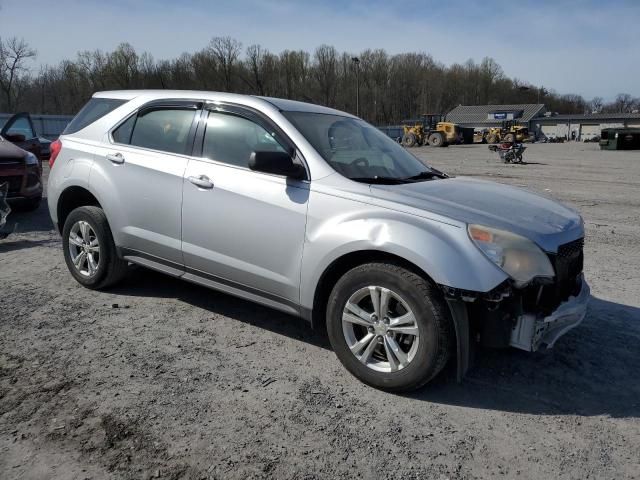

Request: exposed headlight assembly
left=468, top=224, right=554, bottom=286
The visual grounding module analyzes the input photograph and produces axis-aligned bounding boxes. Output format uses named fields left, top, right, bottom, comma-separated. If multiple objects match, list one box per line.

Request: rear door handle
left=107, top=153, right=125, bottom=164
left=188, top=175, right=214, bottom=189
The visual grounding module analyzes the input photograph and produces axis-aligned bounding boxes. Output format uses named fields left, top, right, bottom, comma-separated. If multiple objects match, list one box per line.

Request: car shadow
left=109, top=267, right=640, bottom=418
left=410, top=296, right=640, bottom=418
left=110, top=267, right=331, bottom=351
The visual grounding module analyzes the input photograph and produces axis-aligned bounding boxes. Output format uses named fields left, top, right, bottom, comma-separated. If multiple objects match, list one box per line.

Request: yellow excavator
left=485, top=121, right=529, bottom=144
left=401, top=114, right=462, bottom=147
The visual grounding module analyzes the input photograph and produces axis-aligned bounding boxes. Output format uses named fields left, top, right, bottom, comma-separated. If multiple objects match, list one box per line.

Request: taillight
left=49, top=139, right=62, bottom=168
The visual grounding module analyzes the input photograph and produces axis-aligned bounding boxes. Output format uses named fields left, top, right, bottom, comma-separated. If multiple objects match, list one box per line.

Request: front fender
left=300, top=193, right=508, bottom=309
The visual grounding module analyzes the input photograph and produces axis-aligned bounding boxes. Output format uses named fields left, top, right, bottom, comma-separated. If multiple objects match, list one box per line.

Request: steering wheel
left=350, top=157, right=369, bottom=168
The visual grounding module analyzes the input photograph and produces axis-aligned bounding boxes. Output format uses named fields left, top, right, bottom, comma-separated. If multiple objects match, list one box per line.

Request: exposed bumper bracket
left=510, top=274, right=590, bottom=351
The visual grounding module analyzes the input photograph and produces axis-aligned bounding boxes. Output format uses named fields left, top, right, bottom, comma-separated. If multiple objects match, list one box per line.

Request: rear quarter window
left=63, top=98, right=127, bottom=135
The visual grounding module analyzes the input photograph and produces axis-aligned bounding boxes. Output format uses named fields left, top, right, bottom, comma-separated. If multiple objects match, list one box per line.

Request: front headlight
left=468, top=224, right=554, bottom=286
left=25, top=152, right=38, bottom=166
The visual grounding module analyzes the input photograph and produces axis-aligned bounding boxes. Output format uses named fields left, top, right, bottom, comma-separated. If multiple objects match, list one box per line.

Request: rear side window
left=112, top=115, right=136, bottom=144
left=129, top=108, right=196, bottom=155
left=63, top=98, right=127, bottom=134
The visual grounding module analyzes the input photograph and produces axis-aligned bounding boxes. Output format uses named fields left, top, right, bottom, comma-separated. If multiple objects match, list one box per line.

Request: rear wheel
left=402, top=133, right=417, bottom=147
left=62, top=206, right=128, bottom=289
left=503, top=133, right=515, bottom=143
left=428, top=132, right=444, bottom=147
left=326, top=262, right=452, bottom=391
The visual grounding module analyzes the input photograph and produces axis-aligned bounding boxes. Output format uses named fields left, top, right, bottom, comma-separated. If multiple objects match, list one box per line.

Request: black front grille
left=522, top=238, right=585, bottom=315
left=549, top=237, right=584, bottom=302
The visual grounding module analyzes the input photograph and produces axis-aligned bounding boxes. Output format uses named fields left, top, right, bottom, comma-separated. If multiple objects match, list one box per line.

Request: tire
left=402, top=133, right=417, bottom=148
left=62, top=206, right=128, bottom=289
left=503, top=133, right=515, bottom=143
left=326, top=262, right=453, bottom=392
left=428, top=132, right=444, bottom=147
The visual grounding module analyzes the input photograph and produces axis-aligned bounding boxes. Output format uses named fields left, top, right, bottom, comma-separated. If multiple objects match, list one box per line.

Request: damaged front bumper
left=509, top=274, right=590, bottom=351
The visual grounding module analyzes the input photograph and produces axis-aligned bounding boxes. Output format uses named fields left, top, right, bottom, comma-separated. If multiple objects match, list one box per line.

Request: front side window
left=202, top=111, right=287, bottom=168
left=128, top=108, right=196, bottom=155
left=283, top=112, right=443, bottom=183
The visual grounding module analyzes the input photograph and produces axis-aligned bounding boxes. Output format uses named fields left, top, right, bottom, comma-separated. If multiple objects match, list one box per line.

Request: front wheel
left=402, top=133, right=417, bottom=148
left=428, top=132, right=444, bottom=147
left=326, top=262, right=453, bottom=391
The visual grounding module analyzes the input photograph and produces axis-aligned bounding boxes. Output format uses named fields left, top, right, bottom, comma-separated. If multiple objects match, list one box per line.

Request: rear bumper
left=510, top=274, right=590, bottom=351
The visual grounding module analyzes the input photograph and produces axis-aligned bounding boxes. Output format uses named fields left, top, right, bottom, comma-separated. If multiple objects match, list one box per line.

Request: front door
left=181, top=106, right=308, bottom=306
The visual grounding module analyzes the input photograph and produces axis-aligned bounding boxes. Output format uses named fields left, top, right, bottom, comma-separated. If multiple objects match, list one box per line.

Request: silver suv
left=48, top=91, right=589, bottom=391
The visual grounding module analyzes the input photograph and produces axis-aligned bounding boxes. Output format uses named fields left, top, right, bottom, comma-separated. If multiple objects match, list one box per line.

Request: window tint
left=63, top=98, right=127, bottom=134
left=129, top=108, right=195, bottom=155
left=5, top=116, right=36, bottom=139
left=202, top=111, right=287, bottom=168
left=112, top=114, right=136, bottom=144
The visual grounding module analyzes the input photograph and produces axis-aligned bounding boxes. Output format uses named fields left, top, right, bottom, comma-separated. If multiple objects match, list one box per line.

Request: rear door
left=0, top=113, right=42, bottom=160
left=181, top=105, right=309, bottom=306
left=91, top=100, right=202, bottom=266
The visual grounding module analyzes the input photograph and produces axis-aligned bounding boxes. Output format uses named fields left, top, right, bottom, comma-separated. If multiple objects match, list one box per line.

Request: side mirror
left=4, top=133, right=26, bottom=143
left=249, top=151, right=306, bottom=180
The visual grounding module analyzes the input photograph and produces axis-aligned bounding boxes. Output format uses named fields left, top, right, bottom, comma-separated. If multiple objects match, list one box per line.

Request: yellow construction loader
left=485, top=122, right=529, bottom=144
left=401, top=114, right=462, bottom=147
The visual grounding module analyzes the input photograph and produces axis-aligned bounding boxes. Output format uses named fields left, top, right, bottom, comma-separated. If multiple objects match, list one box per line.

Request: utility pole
left=352, top=57, right=360, bottom=117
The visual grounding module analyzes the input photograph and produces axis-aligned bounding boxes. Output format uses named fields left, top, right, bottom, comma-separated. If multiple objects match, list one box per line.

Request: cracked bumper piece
left=509, top=274, right=590, bottom=352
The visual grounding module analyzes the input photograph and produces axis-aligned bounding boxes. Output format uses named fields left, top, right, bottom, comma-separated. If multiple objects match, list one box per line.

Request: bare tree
left=5, top=36, right=601, bottom=123
left=0, top=37, right=36, bottom=111
left=209, top=37, right=241, bottom=91
left=613, top=93, right=635, bottom=113
left=313, top=45, right=338, bottom=106
left=589, top=96, right=604, bottom=114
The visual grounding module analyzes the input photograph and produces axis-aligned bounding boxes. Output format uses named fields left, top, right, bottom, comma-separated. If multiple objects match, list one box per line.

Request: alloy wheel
left=341, top=286, right=420, bottom=372
left=68, top=220, right=100, bottom=277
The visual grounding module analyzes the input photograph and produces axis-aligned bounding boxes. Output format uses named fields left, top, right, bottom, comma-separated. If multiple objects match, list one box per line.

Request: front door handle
left=188, top=175, right=214, bottom=189
left=107, top=153, right=125, bottom=164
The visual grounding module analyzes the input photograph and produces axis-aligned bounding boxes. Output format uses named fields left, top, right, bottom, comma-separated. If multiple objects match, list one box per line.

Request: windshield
left=283, top=111, right=444, bottom=183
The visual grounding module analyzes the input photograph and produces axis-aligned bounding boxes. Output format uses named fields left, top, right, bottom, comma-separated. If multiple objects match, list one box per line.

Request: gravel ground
left=1, top=142, right=639, bottom=479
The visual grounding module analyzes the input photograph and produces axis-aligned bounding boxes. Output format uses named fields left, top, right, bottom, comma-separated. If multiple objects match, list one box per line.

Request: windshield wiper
left=349, top=176, right=411, bottom=185
left=402, top=169, right=448, bottom=181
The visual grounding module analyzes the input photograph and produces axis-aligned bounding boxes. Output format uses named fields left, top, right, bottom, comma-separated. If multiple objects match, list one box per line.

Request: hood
left=370, top=176, right=583, bottom=252
left=0, top=137, right=28, bottom=160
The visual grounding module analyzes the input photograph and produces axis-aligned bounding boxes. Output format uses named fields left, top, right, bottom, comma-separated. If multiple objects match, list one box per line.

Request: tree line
left=1, top=36, right=638, bottom=124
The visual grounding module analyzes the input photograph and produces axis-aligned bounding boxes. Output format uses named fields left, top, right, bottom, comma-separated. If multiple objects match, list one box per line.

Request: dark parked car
left=0, top=115, right=44, bottom=210
left=0, top=112, right=46, bottom=160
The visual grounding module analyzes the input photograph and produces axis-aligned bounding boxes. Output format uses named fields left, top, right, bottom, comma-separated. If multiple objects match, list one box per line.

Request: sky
left=0, top=0, right=638, bottom=101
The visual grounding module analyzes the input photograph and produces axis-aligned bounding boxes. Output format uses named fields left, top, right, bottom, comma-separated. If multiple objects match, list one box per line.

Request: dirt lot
left=1, top=142, right=639, bottom=479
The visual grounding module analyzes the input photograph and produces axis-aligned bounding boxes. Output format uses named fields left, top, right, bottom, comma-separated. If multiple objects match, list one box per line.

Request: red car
left=0, top=113, right=45, bottom=210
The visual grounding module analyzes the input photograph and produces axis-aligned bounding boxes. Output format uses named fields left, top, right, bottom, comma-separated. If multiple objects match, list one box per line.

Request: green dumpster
left=599, top=128, right=640, bottom=150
